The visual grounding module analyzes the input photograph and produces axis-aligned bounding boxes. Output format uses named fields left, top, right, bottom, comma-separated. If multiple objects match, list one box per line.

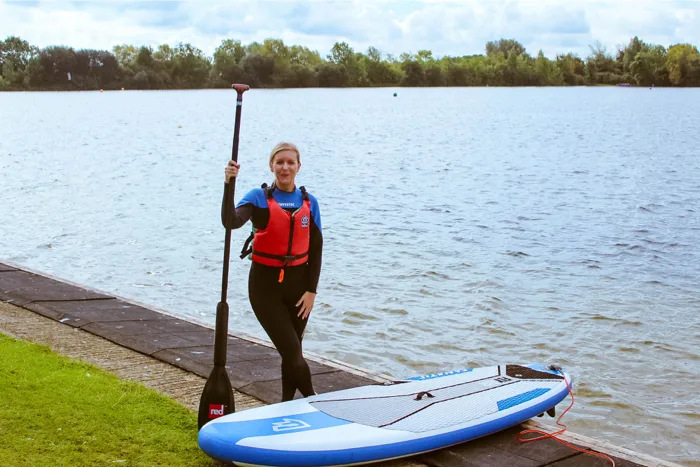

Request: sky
left=1, top=0, right=699, bottom=60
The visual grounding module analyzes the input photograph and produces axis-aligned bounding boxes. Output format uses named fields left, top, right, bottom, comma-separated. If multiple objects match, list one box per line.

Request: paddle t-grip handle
left=232, top=83, right=250, bottom=95
left=228, top=84, right=249, bottom=168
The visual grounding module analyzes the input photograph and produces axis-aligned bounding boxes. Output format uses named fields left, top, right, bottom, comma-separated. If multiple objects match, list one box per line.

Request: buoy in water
left=393, top=92, right=397, bottom=97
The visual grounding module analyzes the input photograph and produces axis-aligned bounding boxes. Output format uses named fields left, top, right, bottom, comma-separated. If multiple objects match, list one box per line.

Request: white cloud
left=1, top=0, right=698, bottom=60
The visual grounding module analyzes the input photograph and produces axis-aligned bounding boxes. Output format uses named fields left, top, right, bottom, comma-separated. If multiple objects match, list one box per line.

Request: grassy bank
left=0, top=332, right=217, bottom=466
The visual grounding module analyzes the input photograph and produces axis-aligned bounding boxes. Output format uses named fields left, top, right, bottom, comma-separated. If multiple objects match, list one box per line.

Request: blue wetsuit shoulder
left=307, top=193, right=322, bottom=232
left=236, top=188, right=267, bottom=209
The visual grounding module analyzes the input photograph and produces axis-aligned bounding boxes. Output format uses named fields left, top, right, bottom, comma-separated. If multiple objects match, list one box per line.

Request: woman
left=221, top=142, right=322, bottom=402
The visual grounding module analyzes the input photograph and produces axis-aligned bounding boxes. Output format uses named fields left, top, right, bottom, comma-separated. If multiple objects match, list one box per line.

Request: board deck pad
left=309, top=365, right=563, bottom=432
left=198, top=363, right=572, bottom=467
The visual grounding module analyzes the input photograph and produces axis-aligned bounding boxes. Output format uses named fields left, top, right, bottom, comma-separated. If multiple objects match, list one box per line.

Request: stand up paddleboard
left=198, top=363, right=573, bottom=466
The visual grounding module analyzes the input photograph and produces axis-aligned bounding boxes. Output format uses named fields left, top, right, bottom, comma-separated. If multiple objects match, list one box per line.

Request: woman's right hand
left=225, top=160, right=240, bottom=182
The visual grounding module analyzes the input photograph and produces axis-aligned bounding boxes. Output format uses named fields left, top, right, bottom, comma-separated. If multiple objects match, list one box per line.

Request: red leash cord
left=516, top=374, right=616, bottom=467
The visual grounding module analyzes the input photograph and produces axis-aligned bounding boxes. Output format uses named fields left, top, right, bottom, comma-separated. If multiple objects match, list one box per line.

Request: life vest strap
left=262, top=182, right=309, bottom=201
left=240, top=231, right=255, bottom=259
left=251, top=249, right=309, bottom=263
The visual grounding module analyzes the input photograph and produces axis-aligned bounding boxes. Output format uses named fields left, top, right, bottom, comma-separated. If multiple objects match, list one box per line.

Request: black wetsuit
left=222, top=184, right=322, bottom=401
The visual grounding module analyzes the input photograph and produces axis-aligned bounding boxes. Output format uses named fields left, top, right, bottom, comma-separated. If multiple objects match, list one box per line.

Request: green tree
left=260, top=38, right=292, bottom=83
left=241, top=54, right=275, bottom=87
left=1, top=60, right=18, bottom=87
left=316, top=63, right=349, bottom=87
left=620, top=36, right=649, bottom=73
left=112, top=44, right=137, bottom=69
left=416, top=49, right=434, bottom=63
left=245, top=41, right=264, bottom=57
left=74, top=49, right=110, bottom=88
left=152, top=44, right=176, bottom=84
left=328, top=42, right=354, bottom=65
left=363, top=46, right=399, bottom=86
left=1, top=36, right=39, bottom=88
left=24, top=56, right=44, bottom=86
left=666, top=43, right=700, bottom=86
left=212, top=39, right=246, bottom=86
left=279, top=64, right=318, bottom=87
left=154, top=44, right=176, bottom=63
left=556, top=53, right=586, bottom=85
left=289, top=45, right=322, bottom=68
left=38, top=46, right=77, bottom=85
left=327, top=42, right=367, bottom=86
left=401, top=60, right=425, bottom=86
left=486, top=39, right=527, bottom=58
left=135, top=46, right=154, bottom=70
left=1, top=36, right=38, bottom=70
left=424, top=63, right=445, bottom=86
left=535, top=50, right=563, bottom=85
left=366, top=46, right=382, bottom=63
left=586, top=41, right=624, bottom=84
left=630, top=45, right=668, bottom=86
left=171, top=42, right=211, bottom=88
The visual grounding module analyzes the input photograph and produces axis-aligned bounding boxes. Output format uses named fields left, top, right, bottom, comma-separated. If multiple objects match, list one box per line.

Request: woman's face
left=270, top=150, right=300, bottom=186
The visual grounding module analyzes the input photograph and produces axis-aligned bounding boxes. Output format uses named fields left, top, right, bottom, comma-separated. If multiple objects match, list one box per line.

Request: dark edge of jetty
left=0, top=261, right=682, bottom=467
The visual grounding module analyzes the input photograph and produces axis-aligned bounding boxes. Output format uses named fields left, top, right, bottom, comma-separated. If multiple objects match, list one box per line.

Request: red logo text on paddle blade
left=209, top=404, right=225, bottom=419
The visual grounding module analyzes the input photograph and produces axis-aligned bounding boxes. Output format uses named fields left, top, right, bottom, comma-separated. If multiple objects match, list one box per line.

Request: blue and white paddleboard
left=198, top=363, right=573, bottom=466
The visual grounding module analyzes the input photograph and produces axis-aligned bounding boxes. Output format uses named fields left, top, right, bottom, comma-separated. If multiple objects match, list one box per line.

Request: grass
left=0, top=333, right=219, bottom=466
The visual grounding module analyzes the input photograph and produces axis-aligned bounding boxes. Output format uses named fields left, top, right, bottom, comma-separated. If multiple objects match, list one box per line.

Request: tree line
left=1, top=35, right=699, bottom=91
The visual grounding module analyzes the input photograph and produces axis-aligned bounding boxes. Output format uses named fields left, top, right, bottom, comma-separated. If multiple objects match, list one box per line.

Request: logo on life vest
left=209, top=404, right=225, bottom=419
left=271, top=418, right=311, bottom=432
left=301, top=215, right=309, bottom=227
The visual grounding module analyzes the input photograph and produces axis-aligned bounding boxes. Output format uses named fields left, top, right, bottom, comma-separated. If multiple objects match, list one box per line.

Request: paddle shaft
left=215, top=83, right=249, bottom=367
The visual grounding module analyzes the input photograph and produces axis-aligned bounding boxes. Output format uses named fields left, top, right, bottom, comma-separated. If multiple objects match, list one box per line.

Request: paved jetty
left=0, top=262, right=683, bottom=467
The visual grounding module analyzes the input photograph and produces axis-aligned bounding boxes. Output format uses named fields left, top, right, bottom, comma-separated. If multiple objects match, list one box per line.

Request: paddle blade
left=198, top=365, right=235, bottom=430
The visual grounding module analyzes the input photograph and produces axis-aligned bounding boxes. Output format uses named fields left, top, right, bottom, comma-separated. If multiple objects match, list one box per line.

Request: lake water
left=1, top=87, right=699, bottom=465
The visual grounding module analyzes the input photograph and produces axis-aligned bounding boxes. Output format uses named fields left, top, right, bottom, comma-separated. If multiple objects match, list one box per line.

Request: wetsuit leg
left=248, top=263, right=315, bottom=402
left=280, top=264, right=314, bottom=400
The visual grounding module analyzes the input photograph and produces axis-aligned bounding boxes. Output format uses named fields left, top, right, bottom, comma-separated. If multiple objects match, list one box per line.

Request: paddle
left=197, top=83, right=250, bottom=430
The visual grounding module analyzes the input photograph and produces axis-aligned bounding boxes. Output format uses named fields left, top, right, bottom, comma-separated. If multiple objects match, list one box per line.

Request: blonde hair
left=269, top=142, right=300, bottom=165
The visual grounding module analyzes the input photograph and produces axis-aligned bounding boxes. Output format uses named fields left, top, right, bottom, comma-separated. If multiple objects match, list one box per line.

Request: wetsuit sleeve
left=222, top=202, right=253, bottom=229
left=306, top=194, right=323, bottom=293
left=308, top=193, right=322, bottom=232
left=307, top=218, right=323, bottom=294
left=221, top=186, right=258, bottom=229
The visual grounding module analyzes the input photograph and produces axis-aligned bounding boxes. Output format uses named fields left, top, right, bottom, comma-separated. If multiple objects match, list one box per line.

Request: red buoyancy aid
left=250, top=187, right=311, bottom=268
